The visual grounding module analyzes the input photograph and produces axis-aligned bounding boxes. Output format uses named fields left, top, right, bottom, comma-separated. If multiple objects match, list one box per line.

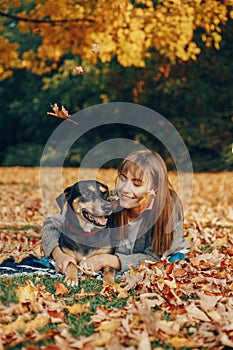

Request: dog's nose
left=102, top=202, right=112, bottom=213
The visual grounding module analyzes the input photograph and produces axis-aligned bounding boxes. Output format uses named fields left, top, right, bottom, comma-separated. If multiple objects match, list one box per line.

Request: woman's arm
left=83, top=253, right=121, bottom=272
left=164, top=220, right=189, bottom=257
left=42, top=215, right=63, bottom=256
left=42, top=215, right=76, bottom=273
left=115, top=251, right=159, bottom=273
left=52, top=246, right=77, bottom=273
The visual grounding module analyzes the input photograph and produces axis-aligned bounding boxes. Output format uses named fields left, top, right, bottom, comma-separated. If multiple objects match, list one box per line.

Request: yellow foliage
left=0, top=0, right=232, bottom=77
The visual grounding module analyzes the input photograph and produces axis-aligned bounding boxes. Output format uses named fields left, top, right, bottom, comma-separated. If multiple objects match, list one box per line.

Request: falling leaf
left=73, top=66, right=85, bottom=75
left=46, top=103, right=78, bottom=124
left=92, top=43, right=100, bottom=53
left=47, top=103, right=70, bottom=119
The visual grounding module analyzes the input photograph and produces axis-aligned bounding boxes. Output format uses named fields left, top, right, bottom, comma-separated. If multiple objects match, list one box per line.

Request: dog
left=56, top=180, right=115, bottom=287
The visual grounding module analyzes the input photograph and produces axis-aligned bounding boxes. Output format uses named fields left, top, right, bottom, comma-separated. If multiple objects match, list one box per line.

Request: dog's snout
left=102, top=202, right=112, bottom=213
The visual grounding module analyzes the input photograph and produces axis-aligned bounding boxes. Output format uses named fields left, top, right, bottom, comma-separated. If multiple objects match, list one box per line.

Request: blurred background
left=0, top=0, right=232, bottom=171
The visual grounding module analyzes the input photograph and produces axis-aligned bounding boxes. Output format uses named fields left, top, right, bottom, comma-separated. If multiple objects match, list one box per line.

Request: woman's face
left=116, top=169, right=153, bottom=209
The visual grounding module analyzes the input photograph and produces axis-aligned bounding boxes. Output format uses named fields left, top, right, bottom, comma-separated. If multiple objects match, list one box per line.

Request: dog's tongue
left=95, top=216, right=107, bottom=226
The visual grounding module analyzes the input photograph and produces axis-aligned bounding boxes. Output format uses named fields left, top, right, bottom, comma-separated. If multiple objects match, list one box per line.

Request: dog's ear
left=56, top=185, right=73, bottom=213
left=56, top=193, right=67, bottom=213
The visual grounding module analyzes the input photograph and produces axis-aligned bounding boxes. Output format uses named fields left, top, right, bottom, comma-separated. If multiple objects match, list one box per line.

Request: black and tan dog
left=56, top=180, right=115, bottom=286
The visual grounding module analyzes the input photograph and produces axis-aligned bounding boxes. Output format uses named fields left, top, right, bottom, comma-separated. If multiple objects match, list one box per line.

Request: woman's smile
left=116, top=170, right=153, bottom=210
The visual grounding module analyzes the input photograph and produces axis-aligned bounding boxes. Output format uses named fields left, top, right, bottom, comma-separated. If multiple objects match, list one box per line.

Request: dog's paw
left=103, top=275, right=115, bottom=286
left=64, top=276, right=79, bottom=287
left=103, top=267, right=115, bottom=286
left=65, top=262, right=79, bottom=287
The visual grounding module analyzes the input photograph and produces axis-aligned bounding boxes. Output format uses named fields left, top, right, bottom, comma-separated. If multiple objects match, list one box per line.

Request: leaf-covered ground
left=0, top=168, right=232, bottom=350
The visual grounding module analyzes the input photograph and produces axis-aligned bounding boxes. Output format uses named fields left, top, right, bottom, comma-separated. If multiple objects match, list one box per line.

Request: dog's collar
left=65, top=222, right=102, bottom=236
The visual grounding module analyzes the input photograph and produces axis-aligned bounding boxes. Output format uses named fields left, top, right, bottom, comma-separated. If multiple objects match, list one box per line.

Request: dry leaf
left=64, top=302, right=90, bottom=315
left=15, top=280, right=38, bottom=303
left=89, top=330, right=112, bottom=346
left=47, top=103, right=70, bottom=119
left=95, top=319, right=121, bottom=332
left=54, top=283, right=69, bottom=296
left=168, top=336, right=200, bottom=349
left=73, top=66, right=85, bottom=75
left=92, top=43, right=100, bottom=53
left=1, top=170, right=233, bottom=349
left=185, top=303, right=211, bottom=322
left=46, top=103, right=78, bottom=124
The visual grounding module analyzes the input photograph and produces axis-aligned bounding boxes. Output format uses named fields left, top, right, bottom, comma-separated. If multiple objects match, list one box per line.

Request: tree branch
left=0, top=11, right=94, bottom=24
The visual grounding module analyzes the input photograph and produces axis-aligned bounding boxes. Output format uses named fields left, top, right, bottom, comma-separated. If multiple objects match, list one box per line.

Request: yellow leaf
left=89, top=330, right=112, bottom=346
left=0, top=314, right=49, bottom=334
left=15, top=280, right=38, bottom=303
left=96, top=319, right=121, bottom=332
left=164, top=277, right=177, bottom=289
left=0, top=317, right=26, bottom=334
left=64, top=301, right=90, bottom=314
left=168, top=336, right=200, bottom=349
left=24, top=313, right=50, bottom=332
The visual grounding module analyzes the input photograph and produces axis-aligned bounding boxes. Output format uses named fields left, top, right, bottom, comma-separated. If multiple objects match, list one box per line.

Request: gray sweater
left=42, top=212, right=189, bottom=273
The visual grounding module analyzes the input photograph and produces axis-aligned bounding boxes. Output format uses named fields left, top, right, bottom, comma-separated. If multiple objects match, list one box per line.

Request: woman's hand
left=52, top=246, right=76, bottom=274
left=82, top=253, right=121, bottom=272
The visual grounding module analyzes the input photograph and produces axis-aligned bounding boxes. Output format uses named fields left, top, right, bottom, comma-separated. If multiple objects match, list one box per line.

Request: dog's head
left=56, top=180, right=113, bottom=231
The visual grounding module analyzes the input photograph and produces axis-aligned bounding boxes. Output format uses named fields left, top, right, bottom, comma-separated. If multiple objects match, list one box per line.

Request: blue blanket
left=0, top=255, right=58, bottom=276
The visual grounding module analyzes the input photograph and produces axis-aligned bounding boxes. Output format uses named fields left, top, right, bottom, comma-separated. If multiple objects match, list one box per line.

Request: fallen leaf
left=15, top=280, right=38, bottom=303
left=185, top=303, right=211, bottom=322
left=48, top=309, right=66, bottom=323
left=95, top=319, right=121, bottom=332
left=64, top=302, right=90, bottom=315
left=168, top=336, right=200, bottom=349
left=54, top=283, right=69, bottom=296
left=220, top=332, right=233, bottom=347
left=89, top=330, right=112, bottom=346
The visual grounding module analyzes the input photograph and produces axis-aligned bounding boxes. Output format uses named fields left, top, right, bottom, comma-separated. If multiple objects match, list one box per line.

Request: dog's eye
left=83, top=189, right=92, bottom=198
left=100, top=190, right=109, bottom=200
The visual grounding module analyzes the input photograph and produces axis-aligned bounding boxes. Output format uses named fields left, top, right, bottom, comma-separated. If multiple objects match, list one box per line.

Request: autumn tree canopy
left=0, top=0, right=233, bottom=80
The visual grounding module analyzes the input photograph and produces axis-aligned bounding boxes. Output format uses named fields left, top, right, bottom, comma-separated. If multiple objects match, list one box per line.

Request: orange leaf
left=54, top=283, right=69, bottom=296
left=64, top=301, right=90, bottom=314
left=46, top=103, right=78, bottom=124
left=48, top=309, right=66, bottom=323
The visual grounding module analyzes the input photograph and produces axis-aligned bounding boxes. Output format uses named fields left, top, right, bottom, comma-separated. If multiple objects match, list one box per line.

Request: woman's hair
left=113, top=149, right=183, bottom=255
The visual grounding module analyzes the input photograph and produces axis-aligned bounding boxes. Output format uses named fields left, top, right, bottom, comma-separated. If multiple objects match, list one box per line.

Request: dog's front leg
left=65, top=261, right=79, bottom=286
left=103, top=267, right=115, bottom=286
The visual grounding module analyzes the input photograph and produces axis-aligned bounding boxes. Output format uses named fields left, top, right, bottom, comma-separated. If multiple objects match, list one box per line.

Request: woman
left=42, top=150, right=189, bottom=274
